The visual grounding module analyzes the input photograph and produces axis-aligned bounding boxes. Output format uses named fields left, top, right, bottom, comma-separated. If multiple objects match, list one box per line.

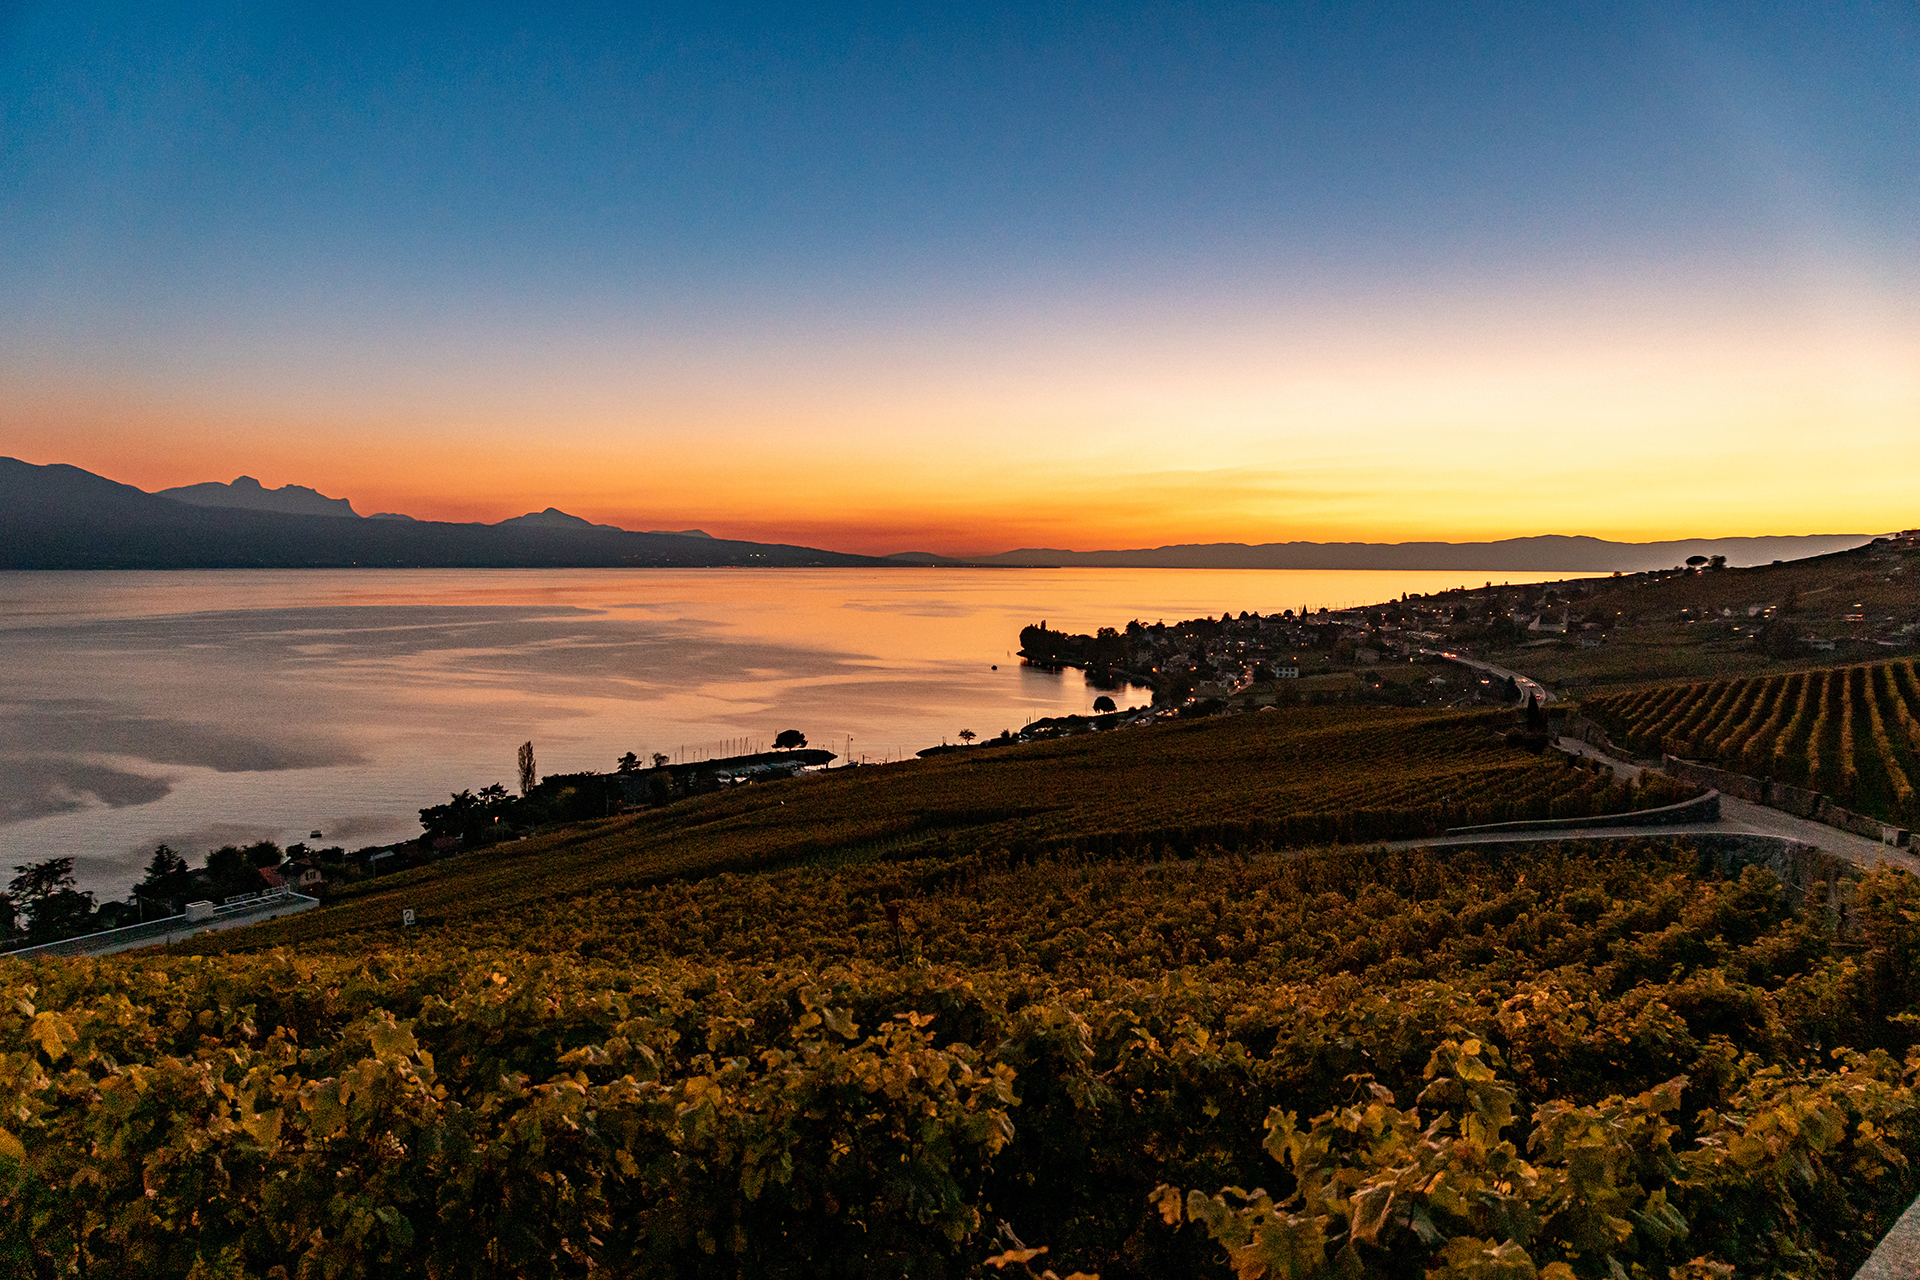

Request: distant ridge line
left=0, top=457, right=1879, bottom=572
left=0, top=458, right=885, bottom=570
left=889, top=533, right=1879, bottom=573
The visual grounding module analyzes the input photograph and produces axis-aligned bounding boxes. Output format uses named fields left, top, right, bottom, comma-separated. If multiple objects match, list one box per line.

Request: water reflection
left=0, top=566, right=1567, bottom=895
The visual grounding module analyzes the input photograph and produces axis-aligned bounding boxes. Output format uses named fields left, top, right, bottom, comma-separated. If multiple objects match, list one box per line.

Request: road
left=4, top=892, right=320, bottom=959
left=1399, top=667, right=1920, bottom=876
left=1418, top=648, right=1554, bottom=707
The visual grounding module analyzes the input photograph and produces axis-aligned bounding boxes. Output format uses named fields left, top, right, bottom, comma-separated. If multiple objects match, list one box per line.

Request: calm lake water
left=0, top=566, right=1574, bottom=898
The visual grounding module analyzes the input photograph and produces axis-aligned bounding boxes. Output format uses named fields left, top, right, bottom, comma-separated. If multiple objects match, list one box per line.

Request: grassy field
left=198, top=707, right=1690, bottom=955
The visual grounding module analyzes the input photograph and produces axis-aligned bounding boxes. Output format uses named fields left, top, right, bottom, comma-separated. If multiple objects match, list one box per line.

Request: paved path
left=1552, top=729, right=1919, bottom=871
left=1393, top=732, right=1920, bottom=876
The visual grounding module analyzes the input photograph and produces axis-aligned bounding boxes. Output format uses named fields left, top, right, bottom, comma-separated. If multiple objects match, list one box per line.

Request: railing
left=1, top=891, right=320, bottom=960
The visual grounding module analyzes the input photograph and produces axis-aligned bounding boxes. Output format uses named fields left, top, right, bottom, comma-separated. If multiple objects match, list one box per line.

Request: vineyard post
left=885, top=900, right=904, bottom=961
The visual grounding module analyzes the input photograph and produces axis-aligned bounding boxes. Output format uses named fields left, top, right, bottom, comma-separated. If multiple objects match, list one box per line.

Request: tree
left=10, top=857, right=74, bottom=903
left=8, top=857, right=94, bottom=941
left=957, top=729, right=977, bottom=745
left=1756, top=617, right=1807, bottom=659
left=518, top=741, right=537, bottom=796
left=137, top=845, right=187, bottom=889
left=205, top=845, right=256, bottom=891
left=1686, top=555, right=1709, bottom=568
left=774, top=729, right=807, bottom=751
left=651, top=752, right=670, bottom=769
left=135, top=846, right=196, bottom=917
left=1092, top=696, right=1116, bottom=713
left=616, top=752, right=640, bottom=773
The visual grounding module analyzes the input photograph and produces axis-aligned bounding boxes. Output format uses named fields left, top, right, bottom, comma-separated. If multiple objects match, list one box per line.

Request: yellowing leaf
left=368, top=1017, right=418, bottom=1060
left=985, top=1246, right=1048, bottom=1268
left=241, top=1107, right=283, bottom=1152
left=27, top=1011, right=74, bottom=1062
left=0, top=1126, right=24, bottom=1163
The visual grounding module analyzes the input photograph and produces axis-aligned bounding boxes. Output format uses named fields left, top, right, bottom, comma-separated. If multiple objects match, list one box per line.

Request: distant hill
left=493, top=507, right=626, bottom=532
left=0, top=458, right=887, bottom=570
left=157, top=475, right=361, bottom=518
left=891, top=533, right=1879, bottom=572
left=4, top=457, right=1880, bottom=572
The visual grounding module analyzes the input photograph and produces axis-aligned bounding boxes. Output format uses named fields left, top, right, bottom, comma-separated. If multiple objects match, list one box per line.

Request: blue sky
left=2, top=2, right=1915, bottom=551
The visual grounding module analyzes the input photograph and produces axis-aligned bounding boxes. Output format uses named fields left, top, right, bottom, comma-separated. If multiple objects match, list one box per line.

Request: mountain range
left=0, top=458, right=1879, bottom=572
left=0, top=459, right=878, bottom=569
left=883, top=534, right=1878, bottom=572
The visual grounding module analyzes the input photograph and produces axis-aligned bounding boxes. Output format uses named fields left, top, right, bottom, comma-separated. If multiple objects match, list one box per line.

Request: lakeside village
left=10, top=547, right=1912, bottom=952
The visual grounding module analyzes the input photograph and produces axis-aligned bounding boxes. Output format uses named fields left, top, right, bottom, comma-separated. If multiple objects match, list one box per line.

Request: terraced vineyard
left=16, top=707, right=1907, bottom=1280
left=10, top=839, right=1920, bottom=1279
left=204, top=707, right=1693, bottom=953
left=1583, top=658, right=1920, bottom=823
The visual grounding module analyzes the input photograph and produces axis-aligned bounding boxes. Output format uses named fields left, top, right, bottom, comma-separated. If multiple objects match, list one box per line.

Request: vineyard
left=194, top=707, right=1694, bottom=954
left=1582, top=658, right=1920, bottom=824
left=8, top=838, right=1920, bottom=1279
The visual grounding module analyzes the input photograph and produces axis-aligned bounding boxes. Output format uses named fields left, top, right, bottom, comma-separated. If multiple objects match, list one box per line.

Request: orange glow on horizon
left=5, top=286, right=1916, bottom=557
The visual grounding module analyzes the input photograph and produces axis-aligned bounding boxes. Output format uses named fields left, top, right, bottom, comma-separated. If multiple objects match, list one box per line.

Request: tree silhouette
left=616, top=752, right=640, bottom=773
left=137, top=845, right=187, bottom=889
left=1092, top=696, right=1116, bottom=713
left=652, top=752, right=670, bottom=769
left=774, top=729, right=807, bottom=750
left=957, top=729, right=976, bottom=745
left=518, top=741, right=537, bottom=796
left=9, top=857, right=94, bottom=941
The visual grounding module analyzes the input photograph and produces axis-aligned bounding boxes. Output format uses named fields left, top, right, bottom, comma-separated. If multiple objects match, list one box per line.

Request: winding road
left=1398, top=655, right=1920, bottom=876
left=1418, top=648, right=1554, bottom=707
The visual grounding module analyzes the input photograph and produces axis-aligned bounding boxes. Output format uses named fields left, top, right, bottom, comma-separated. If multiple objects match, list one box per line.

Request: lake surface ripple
left=0, top=566, right=1569, bottom=895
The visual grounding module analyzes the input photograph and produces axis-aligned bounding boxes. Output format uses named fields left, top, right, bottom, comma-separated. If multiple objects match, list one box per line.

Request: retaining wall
left=1558, top=714, right=1625, bottom=758
left=1445, top=789, right=1720, bottom=837
left=1663, top=755, right=1910, bottom=847
left=1427, top=832, right=1858, bottom=936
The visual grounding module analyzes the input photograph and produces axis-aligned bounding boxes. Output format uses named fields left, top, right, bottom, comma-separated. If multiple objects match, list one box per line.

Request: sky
left=1, top=2, right=1915, bottom=556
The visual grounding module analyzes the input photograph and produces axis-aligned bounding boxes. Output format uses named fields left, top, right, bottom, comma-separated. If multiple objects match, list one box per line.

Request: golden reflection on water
left=0, top=566, right=1571, bottom=895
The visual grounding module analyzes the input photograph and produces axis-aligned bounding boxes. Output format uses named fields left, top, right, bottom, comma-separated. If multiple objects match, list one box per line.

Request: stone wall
left=1447, top=788, right=1720, bottom=836
left=1693, top=835, right=1858, bottom=935
left=1424, top=832, right=1860, bottom=935
left=1558, top=714, right=1624, bottom=757
left=1663, top=755, right=1910, bottom=847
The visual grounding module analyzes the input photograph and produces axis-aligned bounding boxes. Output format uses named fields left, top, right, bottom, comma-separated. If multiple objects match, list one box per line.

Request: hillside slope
left=198, top=707, right=1688, bottom=955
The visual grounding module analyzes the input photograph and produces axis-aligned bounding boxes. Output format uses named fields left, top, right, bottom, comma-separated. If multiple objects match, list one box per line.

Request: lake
left=0, top=566, right=1574, bottom=898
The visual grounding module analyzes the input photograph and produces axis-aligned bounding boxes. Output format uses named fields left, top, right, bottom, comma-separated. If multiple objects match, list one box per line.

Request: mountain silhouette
left=157, top=476, right=361, bottom=518
left=0, top=459, right=885, bottom=569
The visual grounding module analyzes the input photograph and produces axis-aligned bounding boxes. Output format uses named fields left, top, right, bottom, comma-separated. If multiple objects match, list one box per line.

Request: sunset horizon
left=4, top=4, right=1914, bottom=556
